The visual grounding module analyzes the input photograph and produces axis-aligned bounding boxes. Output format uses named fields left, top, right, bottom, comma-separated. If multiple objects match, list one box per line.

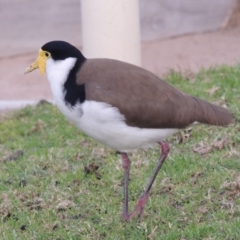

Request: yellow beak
left=24, top=49, right=48, bottom=75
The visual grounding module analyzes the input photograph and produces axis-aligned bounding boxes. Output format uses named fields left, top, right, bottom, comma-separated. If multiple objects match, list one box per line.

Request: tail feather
left=193, top=97, right=234, bottom=126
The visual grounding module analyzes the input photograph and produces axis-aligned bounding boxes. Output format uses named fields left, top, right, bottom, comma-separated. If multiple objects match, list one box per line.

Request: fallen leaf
left=197, top=206, right=209, bottom=214
left=84, top=163, right=101, bottom=179
left=30, top=120, right=47, bottom=133
left=73, top=153, right=83, bottom=161
left=212, top=139, right=227, bottom=150
left=221, top=177, right=240, bottom=199
left=91, top=147, right=106, bottom=159
left=52, top=222, right=58, bottom=230
left=205, top=86, right=219, bottom=96
left=3, top=150, right=24, bottom=163
left=84, top=163, right=99, bottom=174
left=193, top=142, right=212, bottom=156
left=26, top=197, right=46, bottom=210
left=56, top=200, right=75, bottom=211
left=191, top=171, right=203, bottom=178
left=190, top=171, right=204, bottom=184
left=147, top=225, right=158, bottom=239
left=159, top=184, right=174, bottom=194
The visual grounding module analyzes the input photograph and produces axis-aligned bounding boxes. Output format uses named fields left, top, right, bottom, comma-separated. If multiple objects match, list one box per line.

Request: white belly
left=55, top=99, right=179, bottom=152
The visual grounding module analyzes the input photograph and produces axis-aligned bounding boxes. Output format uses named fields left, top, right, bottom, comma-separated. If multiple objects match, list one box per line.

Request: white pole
left=81, top=0, right=141, bottom=66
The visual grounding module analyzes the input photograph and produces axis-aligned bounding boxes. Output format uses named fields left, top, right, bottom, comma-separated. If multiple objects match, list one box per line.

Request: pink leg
left=121, top=153, right=131, bottom=221
left=121, top=141, right=170, bottom=222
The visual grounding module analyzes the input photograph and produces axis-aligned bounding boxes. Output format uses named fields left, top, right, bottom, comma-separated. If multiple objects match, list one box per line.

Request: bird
left=25, top=41, right=234, bottom=222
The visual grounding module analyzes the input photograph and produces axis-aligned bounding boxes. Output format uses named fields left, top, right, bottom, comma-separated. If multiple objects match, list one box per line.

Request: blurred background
left=0, top=0, right=240, bottom=108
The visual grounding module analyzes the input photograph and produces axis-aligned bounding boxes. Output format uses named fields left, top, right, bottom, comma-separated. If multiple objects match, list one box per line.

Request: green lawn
left=0, top=65, right=239, bottom=240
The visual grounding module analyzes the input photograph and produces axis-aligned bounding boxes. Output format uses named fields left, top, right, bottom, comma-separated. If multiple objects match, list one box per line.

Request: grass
left=0, top=65, right=240, bottom=240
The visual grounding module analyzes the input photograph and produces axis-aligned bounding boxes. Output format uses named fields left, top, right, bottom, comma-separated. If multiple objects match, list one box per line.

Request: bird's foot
left=122, top=193, right=149, bottom=222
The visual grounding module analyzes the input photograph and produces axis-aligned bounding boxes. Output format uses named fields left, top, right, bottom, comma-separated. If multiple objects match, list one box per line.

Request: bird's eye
left=45, top=52, right=50, bottom=57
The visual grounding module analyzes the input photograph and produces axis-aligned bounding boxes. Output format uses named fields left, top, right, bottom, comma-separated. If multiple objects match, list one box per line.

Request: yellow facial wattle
left=24, top=49, right=50, bottom=75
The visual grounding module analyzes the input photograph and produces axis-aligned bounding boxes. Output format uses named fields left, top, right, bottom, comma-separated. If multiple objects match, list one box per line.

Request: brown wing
left=76, top=59, right=234, bottom=129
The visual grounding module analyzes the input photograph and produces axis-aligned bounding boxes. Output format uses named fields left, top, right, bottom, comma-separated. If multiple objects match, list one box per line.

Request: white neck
left=46, top=57, right=77, bottom=102
left=46, top=57, right=77, bottom=87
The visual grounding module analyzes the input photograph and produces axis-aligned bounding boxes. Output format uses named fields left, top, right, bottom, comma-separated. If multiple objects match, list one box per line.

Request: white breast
left=45, top=57, right=180, bottom=152
left=46, top=57, right=81, bottom=121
